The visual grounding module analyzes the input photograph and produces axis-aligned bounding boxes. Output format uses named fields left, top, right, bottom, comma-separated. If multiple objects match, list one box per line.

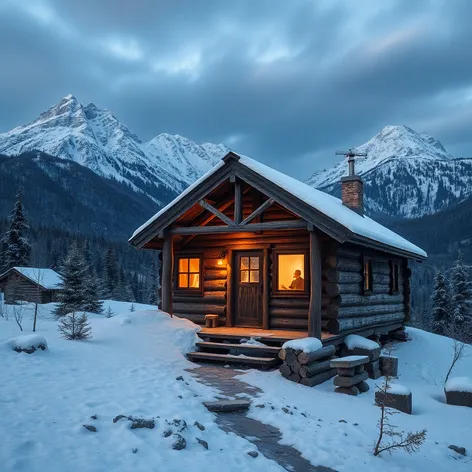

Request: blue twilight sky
left=1, top=0, right=471, bottom=178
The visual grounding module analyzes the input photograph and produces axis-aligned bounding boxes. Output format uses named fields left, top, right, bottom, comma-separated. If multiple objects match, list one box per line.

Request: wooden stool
left=205, top=314, right=219, bottom=328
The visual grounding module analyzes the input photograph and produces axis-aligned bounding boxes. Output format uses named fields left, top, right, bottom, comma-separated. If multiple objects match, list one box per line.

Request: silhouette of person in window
left=281, top=270, right=304, bottom=290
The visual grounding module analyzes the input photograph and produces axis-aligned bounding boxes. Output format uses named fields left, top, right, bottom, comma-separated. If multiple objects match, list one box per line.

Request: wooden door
left=234, top=251, right=263, bottom=327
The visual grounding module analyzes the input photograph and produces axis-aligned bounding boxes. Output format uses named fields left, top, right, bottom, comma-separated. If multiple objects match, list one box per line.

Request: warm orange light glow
left=177, top=257, right=200, bottom=288
left=278, top=254, right=305, bottom=291
left=217, top=259, right=223, bottom=266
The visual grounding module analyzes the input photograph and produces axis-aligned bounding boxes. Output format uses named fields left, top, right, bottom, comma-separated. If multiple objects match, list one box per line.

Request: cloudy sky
left=1, top=0, right=471, bottom=177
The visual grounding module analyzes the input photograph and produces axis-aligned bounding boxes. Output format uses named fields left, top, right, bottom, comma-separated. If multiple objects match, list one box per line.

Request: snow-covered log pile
left=278, top=338, right=336, bottom=387
left=331, top=355, right=370, bottom=396
left=341, top=334, right=382, bottom=379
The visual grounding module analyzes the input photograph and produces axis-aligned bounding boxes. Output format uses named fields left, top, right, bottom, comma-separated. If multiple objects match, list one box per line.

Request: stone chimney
left=341, top=153, right=364, bottom=215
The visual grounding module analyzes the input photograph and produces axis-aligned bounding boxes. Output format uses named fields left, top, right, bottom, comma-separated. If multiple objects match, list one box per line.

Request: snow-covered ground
left=0, top=301, right=282, bottom=472
left=240, top=328, right=472, bottom=471
left=2, top=303, right=471, bottom=471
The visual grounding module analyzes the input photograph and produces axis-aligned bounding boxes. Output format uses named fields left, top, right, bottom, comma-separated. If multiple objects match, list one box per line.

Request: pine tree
left=1, top=191, right=31, bottom=270
left=54, top=243, right=89, bottom=316
left=432, top=269, right=450, bottom=335
left=58, top=312, right=92, bottom=340
left=450, top=251, right=472, bottom=328
left=102, top=246, right=119, bottom=299
left=81, top=242, right=103, bottom=314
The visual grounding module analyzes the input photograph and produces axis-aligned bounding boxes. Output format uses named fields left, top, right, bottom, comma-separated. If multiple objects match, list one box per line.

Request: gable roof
left=0, top=267, right=63, bottom=290
left=130, top=152, right=427, bottom=261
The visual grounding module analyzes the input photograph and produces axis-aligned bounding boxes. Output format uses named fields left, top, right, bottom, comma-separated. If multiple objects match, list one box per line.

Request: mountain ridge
left=0, top=95, right=229, bottom=205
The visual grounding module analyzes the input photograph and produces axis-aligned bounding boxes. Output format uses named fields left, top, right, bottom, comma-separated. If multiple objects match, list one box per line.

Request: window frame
left=362, top=255, right=373, bottom=295
left=238, top=254, right=261, bottom=285
left=272, top=248, right=309, bottom=298
left=390, top=260, right=400, bottom=294
left=173, top=253, right=203, bottom=296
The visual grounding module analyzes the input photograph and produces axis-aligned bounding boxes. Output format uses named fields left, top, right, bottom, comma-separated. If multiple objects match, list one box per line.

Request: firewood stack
left=278, top=345, right=337, bottom=387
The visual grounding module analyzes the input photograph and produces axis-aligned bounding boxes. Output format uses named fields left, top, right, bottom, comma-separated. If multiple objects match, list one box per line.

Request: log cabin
left=129, top=152, right=426, bottom=348
left=0, top=267, right=63, bottom=304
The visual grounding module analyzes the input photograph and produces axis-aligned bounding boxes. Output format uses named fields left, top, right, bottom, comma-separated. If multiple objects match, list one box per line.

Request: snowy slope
left=241, top=327, right=472, bottom=472
left=307, top=125, right=472, bottom=218
left=0, top=95, right=229, bottom=204
left=0, top=301, right=282, bottom=472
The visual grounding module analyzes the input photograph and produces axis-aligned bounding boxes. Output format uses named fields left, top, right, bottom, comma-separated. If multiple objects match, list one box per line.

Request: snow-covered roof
left=3, top=267, right=63, bottom=290
left=130, top=153, right=427, bottom=260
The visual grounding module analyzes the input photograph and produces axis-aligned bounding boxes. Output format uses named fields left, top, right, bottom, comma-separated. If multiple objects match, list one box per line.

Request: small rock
left=301, top=412, right=307, bottom=418
left=130, top=418, right=155, bottom=430
left=173, top=419, right=187, bottom=431
left=197, top=438, right=209, bottom=450
left=132, top=448, right=138, bottom=454
left=163, top=429, right=173, bottom=438
left=271, top=406, right=275, bottom=410
left=353, top=423, right=358, bottom=426
left=172, top=434, right=187, bottom=450
left=448, top=445, right=466, bottom=456
left=113, top=415, right=128, bottom=424
left=176, top=376, right=184, bottom=381
left=83, top=424, right=97, bottom=432
left=338, top=419, right=347, bottom=423
left=178, top=395, right=183, bottom=399
left=282, top=407, right=292, bottom=415
left=194, top=421, right=205, bottom=431
left=90, top=414, right=98, bottom=420
left=247, top=451, right=259, bottom=458
left=255, top=404, right=265, bottom=408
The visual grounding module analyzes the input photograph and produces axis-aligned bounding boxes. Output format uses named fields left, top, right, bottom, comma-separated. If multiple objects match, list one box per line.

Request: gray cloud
left=1, top=0, right=471, bottom=178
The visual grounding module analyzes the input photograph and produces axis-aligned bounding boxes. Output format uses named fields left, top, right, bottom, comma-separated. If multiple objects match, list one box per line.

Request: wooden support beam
left=161, top=230, right=173, bottom=316
left=199, top=199, right=235, bottom=226
left=262, top=247, right=269, bottom=330
left=226, top=249, right=233, bottom=326
left=171, top=220, right=307, bottom=235
left=234, top=180, right=242, bottom=224
left=308, top=230, right=322, bottom=339
left=240, top=199, right=274, bottom=225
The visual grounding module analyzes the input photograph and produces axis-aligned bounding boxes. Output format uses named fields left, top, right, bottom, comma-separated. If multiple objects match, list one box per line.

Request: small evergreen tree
left=432, top=269, right=450, bottom=335
left=1, top=191, right=31, bottom=270
left=58, top=312, right=92, bottom=340
left=105, top=306, right=114, bottom=318
left=102, top=246, right=119, bottom=299
left=82, top=244, right=103, bottom=314
left=54, top=243, right=88, bottom=316
left=450, top=251, right=472, bottom=328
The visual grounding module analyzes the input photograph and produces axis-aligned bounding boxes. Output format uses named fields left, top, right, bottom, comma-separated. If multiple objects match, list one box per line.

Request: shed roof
left=0, top=267, right=63, bottom=290
left=130, top=152, right=427, bottom=261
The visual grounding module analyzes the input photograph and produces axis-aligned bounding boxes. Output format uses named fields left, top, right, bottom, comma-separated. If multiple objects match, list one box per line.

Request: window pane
left=250, top=270, right=260, bottom=283
left=240, top=270, right=249, bottom=283
left=178, top=274, right=188, bottom=288
left=189, top=258, right=200, bottom=273
left=240, top=257, right=249, bottom=270
left=189, top=273, right=200, bottom=288
left=250, top=257, right=260, bottom=269
left=179, top=258, right=189, bottom=273
left=277, top=254, right=305, bottom=291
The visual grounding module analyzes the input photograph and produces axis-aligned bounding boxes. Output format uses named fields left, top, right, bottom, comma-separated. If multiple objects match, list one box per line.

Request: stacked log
left=278, top=345, right=336, bottom=387
left=331, top=356, right=370, bottom=396
left=322, top=247, right=406, bottom=334
left=340, top=334, right=382, bottom=379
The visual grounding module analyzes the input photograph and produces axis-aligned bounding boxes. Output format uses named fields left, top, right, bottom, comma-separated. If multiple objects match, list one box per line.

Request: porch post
left=308, top=229, right=322, bottom=339
left=161, top=229, right=173, bottom=316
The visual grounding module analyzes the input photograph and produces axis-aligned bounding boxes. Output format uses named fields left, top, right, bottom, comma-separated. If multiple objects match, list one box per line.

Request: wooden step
left=187, top=351, right=280, bottom=369
left=200, top=333, right=285, bottom=347
left=196, top=341, right=281, bottom=356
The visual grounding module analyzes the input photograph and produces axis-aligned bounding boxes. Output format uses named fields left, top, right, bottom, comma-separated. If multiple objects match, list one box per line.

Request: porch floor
left=199, top=327, right=339, bottom=344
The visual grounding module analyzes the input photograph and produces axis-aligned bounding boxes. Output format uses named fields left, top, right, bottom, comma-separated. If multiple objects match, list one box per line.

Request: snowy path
left=190, top=364, right=334, bottom=471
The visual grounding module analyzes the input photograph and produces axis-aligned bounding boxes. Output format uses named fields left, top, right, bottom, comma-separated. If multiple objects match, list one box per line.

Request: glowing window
left=363, top=257, right=373, bottom=293
left=177, top=257, right=200, bottom=289
left=240, top=256, right=260, bottom=284
left=277, top=254, right=305, bottom=291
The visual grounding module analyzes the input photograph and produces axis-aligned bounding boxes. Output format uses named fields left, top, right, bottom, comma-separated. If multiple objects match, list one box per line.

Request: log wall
left=322, top=245, right=408, bottom=334
left=0, top=273, right=57, bottom=304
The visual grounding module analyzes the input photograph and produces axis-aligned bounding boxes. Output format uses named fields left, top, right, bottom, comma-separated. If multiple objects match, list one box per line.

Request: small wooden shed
left=0, top=267, right=63, bottom=304
left=129, top=152, right=426, bottom=340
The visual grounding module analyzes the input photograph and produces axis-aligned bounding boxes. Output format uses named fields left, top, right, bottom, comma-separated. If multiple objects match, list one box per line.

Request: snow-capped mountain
left=307, top=125, right=472, bottom=218
left=0, top=95, right=229, bottom=204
